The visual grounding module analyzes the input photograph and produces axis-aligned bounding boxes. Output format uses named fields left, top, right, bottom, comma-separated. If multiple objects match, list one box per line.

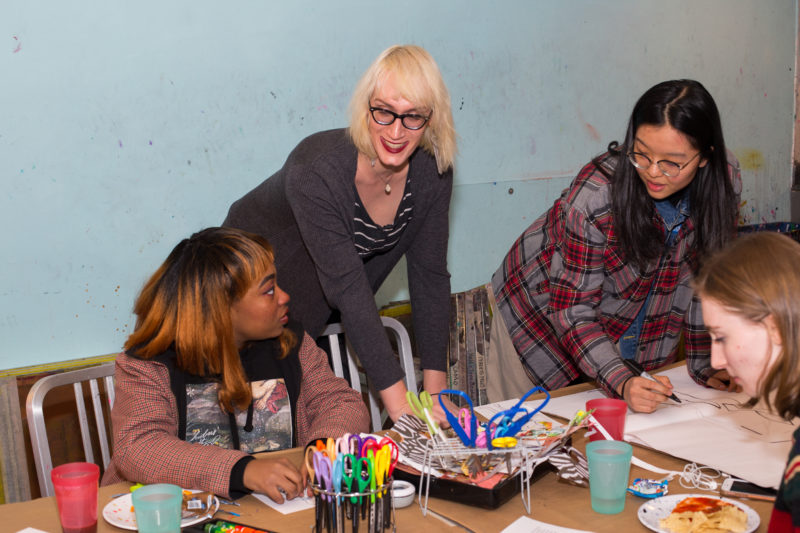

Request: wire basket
left=310, top=479, right=396, bottom=533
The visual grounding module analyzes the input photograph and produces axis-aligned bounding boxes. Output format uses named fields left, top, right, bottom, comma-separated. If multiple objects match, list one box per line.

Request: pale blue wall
left=1, top=1, right=795, bottom=369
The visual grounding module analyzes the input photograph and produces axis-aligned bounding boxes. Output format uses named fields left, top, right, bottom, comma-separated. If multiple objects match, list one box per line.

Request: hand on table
left=622, top=374, right=675, bottom=413
left=243, top=457, right=305, bottom=503
left=429, top=394, right=459, bottom=428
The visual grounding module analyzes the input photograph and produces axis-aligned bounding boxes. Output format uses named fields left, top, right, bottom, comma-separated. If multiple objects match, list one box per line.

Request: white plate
left=637, top=493, right=760, bottom=533
left=102, top=488, right=220, bottom=531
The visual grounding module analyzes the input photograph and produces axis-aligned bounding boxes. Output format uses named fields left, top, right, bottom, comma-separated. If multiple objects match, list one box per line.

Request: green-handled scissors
left=406, top=390, right=441, bottom=437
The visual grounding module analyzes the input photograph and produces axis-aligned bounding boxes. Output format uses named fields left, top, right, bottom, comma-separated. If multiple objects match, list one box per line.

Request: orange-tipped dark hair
left=124, top=227, right=296, bottom=412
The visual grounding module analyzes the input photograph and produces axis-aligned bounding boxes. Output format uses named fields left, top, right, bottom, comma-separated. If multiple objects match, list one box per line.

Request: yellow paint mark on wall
left=736, top=149, right=764, bottom=171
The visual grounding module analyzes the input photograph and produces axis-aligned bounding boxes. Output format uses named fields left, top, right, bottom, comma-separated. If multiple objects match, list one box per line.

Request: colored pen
left=623, top=359, right=681, bottom=403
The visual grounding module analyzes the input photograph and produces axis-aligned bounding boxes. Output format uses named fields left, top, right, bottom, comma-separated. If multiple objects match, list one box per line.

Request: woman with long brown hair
left=102, top=227, right=368, bottom=501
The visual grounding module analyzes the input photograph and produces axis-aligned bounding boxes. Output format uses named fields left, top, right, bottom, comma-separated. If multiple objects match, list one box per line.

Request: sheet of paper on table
left=252, top=492, right=315, bottom=514
left=540, top=365, right=799, bottom=488
left=501, top=515, right=595, bottom=533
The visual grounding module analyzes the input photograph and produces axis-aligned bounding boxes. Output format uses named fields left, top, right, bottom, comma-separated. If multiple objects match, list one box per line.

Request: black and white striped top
left=353, top=175, right=414, bottom=259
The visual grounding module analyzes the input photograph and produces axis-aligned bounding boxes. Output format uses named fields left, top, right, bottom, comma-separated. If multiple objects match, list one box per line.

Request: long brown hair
left=124, top=227, right=296, bottom=412
left=694, top=232, right=800, bottom=419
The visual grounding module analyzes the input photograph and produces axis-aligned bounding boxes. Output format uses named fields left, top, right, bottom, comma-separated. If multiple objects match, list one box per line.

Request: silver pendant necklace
left=371, top=159, right=392, bottom=195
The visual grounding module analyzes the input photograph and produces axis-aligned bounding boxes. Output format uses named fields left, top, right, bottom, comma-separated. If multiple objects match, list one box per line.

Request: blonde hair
left=348, top=44, right=456, bottom=174
left=125, top=227, right=296, bottom=412
left=694, top=232, right=800, bottom=419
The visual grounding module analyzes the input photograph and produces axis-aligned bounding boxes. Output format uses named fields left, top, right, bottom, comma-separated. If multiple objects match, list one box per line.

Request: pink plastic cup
left=51, top=462, right=100, bottom=533
left=586, top=398, right=627, bottom=441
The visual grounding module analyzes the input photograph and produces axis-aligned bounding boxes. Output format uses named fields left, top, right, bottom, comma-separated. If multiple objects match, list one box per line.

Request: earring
left=371, top=158, right=376, bottom=168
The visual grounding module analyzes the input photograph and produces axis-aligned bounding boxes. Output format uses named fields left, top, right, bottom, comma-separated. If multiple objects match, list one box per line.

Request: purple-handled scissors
left=347, top=434, right=365, bottom=457
left=313, top=451, right=335, bottom=532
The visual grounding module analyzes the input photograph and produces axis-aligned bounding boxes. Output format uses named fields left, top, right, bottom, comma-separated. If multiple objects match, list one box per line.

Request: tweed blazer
left=102, top=332, right=369, bottom=497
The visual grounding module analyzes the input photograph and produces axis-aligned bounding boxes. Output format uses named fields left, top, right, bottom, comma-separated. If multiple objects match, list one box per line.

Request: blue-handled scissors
left=438, top=389, right=478, bottom=447
left=406, top=390, right=441, bottom=437
left=332, top=455, right=344, bottom=526
left=486, top=386, right=550, bottom=449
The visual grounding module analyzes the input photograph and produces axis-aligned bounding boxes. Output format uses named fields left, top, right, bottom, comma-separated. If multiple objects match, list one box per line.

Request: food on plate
left=659, top=496, right=747, bottom=533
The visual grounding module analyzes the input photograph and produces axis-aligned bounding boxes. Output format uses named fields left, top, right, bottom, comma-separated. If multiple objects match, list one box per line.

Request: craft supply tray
left=393, top=459, right=556, bottom=510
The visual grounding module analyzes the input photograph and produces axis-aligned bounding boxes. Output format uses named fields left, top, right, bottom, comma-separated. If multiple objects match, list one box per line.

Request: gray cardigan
left=223, top=129, right=452, bottom=390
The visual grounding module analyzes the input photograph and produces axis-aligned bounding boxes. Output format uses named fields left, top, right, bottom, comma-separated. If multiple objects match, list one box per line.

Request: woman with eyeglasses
left=487, top=79, right=741, bottom=413
left=224, top=45, right=457, bottom=422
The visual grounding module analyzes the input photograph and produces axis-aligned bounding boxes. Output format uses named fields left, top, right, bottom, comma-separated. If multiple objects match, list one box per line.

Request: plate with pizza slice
left=638, top=493, right=759, bottom=533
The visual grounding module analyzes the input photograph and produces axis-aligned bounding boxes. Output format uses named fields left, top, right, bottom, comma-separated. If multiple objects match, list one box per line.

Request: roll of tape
left=391, top=480, right=415, bottom=508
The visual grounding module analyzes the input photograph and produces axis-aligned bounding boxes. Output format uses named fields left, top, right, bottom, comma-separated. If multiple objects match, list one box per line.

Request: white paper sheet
left=252, top=492, right=315, bottom=514
left=501, top=516, right=595, bottom=533
left=540, top=365, right=799, bottom=489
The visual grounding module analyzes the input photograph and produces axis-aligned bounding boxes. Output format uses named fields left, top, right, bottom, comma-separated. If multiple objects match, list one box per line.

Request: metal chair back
left=26, top=362, right=116, bottom=497
left=322, top=316, right=416, bottom=431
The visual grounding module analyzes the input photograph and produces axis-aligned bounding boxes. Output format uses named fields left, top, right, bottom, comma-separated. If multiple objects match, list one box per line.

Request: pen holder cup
left=311, top=478, right=395, bottom=533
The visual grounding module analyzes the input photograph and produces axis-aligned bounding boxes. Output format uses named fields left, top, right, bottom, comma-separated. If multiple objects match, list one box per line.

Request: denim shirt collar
left=654, top=190, right=690, bottom=232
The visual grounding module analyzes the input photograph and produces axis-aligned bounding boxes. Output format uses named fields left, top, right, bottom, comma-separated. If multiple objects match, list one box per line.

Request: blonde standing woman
left=224, top=45, right=457, bottom=422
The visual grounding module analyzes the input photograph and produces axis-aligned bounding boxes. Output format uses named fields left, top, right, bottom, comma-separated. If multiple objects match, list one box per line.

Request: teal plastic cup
left=131, top=484, right=183, bottom=533
left=586, top=440, right=632, bottom=514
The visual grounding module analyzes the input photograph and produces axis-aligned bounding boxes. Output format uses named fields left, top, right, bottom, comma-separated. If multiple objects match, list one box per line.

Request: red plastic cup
left=51, top=462, right=100, bottom=533
left=586, top=398, right=627, bottom=441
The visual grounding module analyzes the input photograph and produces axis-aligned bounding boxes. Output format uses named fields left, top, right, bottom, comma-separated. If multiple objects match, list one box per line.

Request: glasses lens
left=658, top=161, right=681, bottom=177
left=402, top=115, right=427, bottom=130
left=628, top=152, right=650, bottom=169
left=371, top=108, right=396, bottom=125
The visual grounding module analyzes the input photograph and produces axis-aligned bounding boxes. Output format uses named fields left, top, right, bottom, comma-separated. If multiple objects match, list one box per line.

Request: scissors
left=313, top=451, right=333, bottom=532
left=437, top=389, right=478, bottom=447
left=373, top=446, right=392, bottom=529
left=358, top=435, right=377, bottom=457
left=355, top=457, right=372, bottom=523
left=315, top=437, right=336, bottom=461
left=406, top=390, right=441, bottom=438
left=361, top=436, right=396, bottom=462
left=335, top=434, right=351, bottom=457
left=347, top=434, right=365, bottom=457
left=339, top=454, right=356, bottom=521
left=305, top=445, right=318, bottom=484
left=486, top=386, right=550, bottom=449
left=332, top=456, right=344, bottom=533
left=344, top=456, right=371, bottom=533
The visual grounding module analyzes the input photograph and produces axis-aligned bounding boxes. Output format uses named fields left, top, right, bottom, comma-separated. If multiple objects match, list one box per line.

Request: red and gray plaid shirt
left=492, top=152, right=741, bottom=397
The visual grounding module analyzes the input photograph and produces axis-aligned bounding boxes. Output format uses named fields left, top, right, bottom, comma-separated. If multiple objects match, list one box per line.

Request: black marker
left=623, top=359, right=681, bottom=403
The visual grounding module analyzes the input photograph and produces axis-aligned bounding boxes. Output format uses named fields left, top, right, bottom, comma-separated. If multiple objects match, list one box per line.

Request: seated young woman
left=694, top=231, right=800, bottom=530
left=101, top=227, right=369, bottom=502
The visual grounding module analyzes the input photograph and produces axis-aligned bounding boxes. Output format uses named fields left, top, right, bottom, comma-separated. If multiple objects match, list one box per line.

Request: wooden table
left=420, top=370, right=775, bottom=532
left=0, top=371, right=777, bottom=532
left=422, top=431, right=774, bottom=532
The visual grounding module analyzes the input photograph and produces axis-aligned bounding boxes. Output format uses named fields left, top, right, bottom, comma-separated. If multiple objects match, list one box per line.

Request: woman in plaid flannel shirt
left=695, top=232, right=800, bottom=532
left=488, top=80, right=741, bottom=413
left=102, top=227, right=369, bottom=501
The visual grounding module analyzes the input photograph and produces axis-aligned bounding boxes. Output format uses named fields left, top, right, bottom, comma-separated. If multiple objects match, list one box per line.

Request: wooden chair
left=25, top=362, right=116, bottom=497
left=321, top=316, right=416, bottom=431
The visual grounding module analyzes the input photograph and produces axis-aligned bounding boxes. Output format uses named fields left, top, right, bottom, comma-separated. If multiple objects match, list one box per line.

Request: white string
left=677, top=463, right=722, bottom=491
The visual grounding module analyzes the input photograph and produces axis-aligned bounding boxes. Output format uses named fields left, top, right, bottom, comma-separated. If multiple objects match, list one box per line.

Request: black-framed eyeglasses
left=627, top=150, right=701, bottom=178
left=369, top=106, right=431, bottom=130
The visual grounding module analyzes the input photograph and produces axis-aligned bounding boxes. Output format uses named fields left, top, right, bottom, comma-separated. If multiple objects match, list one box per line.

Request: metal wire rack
left=417, top=435, right=552, bottom=515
